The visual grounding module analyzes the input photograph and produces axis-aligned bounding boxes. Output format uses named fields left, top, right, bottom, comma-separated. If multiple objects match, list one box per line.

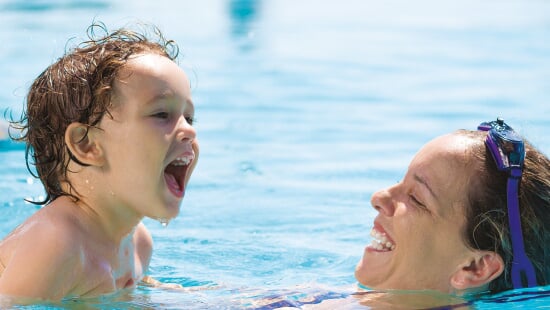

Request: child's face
left=96, top=53, right=198, bottom=221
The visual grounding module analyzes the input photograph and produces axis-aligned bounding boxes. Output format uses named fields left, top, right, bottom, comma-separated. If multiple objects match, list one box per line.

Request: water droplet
left=159, top=218, right=170, bottom=228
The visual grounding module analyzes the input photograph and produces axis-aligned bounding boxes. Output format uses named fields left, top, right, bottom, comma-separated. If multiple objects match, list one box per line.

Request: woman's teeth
left=370, top=229, right=395, bottom=251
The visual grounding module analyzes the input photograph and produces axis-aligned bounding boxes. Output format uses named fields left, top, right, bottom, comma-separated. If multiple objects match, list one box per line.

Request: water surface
left=1, top=0, right=549, bottom=308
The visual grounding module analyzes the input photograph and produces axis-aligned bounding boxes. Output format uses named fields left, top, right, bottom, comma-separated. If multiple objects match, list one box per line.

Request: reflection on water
left=0, top=0, right=109, bottom=12
left=228, top=0, right=261, bottom=52
left=228, top=0, right=261, bottom=37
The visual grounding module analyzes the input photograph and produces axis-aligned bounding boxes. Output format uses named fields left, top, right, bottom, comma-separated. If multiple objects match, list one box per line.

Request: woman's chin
left=354, top=261, right=375, bottom=288
left=354, top=253, right=393, bottom=290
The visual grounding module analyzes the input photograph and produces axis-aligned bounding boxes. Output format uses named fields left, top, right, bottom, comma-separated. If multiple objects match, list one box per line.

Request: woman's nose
left=176, top=115, right=196, bottom=143
left=371, top=186, right=395, bottom=217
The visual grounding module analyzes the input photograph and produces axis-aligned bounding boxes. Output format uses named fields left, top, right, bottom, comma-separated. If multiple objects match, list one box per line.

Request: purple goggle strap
left=479, top=120, right=537, bottom=289
left=506, top=170, right=537, bottom=288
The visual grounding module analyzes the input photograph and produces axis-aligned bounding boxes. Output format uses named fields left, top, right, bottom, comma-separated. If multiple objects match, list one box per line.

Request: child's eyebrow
left=146, top=93, right=195, bottom=109
left=145, top=93, right=173, bottom=105
left=145, top=92, right=178, bottom=105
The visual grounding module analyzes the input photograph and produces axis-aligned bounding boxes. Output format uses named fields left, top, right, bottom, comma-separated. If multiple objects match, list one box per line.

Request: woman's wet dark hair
left=9, top=22, right=180, bottom=205
left=460, top=129, right=550, bottom=293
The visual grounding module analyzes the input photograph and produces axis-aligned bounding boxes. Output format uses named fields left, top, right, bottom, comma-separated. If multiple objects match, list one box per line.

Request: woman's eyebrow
left=414, top=173, right=439, bottom=202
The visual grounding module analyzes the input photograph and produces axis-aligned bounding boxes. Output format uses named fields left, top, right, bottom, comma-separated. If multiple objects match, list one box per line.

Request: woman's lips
left=367, top=222, right=396, bottom=252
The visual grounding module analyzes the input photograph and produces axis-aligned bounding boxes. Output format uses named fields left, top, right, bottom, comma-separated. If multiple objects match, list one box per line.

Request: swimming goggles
left=478, top=118, right=537, bottom=289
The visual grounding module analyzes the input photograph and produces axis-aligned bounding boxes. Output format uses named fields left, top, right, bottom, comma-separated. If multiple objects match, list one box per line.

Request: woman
left=255, top=119, right=550, bottom=310
left=355, top=118, right=550, bottom=296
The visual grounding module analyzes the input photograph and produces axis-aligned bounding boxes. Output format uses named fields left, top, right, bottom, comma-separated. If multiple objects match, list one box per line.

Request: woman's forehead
left=409, top=133, right=478, bottom=215
left=424, top=135, right=483, bottom=183
left=420, top=133, right=480, bottom=167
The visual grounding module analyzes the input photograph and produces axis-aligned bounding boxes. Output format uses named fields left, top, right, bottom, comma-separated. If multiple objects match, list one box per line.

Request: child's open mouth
left=164, top=154, right=194, bottom=198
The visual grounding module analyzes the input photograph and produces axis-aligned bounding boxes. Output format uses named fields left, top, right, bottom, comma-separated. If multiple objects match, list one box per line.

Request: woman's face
left=355, top=133, right=480, bottom=292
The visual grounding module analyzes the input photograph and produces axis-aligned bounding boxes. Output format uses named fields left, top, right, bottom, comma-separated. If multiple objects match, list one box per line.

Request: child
left=0, top=22, right=199, bottom=301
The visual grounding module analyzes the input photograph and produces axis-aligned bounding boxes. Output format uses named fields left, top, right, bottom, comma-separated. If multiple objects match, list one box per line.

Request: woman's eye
left=409, top=195, right=425, bottom=209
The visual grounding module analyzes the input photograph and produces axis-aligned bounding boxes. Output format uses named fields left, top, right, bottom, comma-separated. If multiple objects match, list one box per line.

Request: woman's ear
left=450, top=251, right=504, bottom=291
left=65, top=122, right=105, bottom=167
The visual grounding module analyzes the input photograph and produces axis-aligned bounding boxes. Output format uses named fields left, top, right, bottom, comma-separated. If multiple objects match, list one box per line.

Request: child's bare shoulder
left=0, top=197, right=88, bottom=298
left=1, top=197, right=85, bottom=263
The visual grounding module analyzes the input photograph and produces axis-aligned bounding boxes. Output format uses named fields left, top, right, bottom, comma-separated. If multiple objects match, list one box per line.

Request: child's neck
left=69, top=195, right=143, bottom=245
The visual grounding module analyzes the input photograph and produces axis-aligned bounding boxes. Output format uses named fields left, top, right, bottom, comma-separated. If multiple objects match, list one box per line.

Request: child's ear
left=65, top=122, right=104, bottom=167
left=450, top=251, right=504, bottom=291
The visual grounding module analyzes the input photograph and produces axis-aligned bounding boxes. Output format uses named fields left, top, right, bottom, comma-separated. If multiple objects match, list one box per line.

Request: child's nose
left=176, top=115, right=196, bottom=143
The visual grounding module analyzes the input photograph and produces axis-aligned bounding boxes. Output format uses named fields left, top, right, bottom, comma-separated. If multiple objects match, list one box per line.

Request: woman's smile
left=367, top=223, right=396, bottom=252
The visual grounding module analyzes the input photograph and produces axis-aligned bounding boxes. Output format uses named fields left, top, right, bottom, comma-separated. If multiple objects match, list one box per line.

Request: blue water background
left=1, top=0, right=549, bottom=308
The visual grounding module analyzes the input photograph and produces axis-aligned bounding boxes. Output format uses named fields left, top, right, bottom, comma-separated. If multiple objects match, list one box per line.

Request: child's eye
left=185, top=116, right=195, bottom=126
left=152, top=112, right=169, bottom=119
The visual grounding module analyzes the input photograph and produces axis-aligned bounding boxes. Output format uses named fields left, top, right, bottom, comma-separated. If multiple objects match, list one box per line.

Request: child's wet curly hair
left=10, top=21, right=180, bottom=205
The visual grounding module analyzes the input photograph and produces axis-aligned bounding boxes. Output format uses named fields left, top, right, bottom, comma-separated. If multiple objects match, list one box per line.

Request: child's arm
left=133, top=221, right=153, bottom=278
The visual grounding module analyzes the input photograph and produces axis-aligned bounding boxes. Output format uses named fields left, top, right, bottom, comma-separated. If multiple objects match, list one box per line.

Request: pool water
left=1, top=0, right=550, bottom=308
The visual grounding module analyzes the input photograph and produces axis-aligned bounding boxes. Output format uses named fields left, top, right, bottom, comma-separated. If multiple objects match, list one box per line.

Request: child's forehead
left=110, top=53, right=191, bottom=107
left=119, top=53, right=184, bottom=80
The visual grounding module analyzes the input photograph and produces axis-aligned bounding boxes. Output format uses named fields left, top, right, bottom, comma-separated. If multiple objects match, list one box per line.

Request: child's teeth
left=171, top=156, right=192, bottom=166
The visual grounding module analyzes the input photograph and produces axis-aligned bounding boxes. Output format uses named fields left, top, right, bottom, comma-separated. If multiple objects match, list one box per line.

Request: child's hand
left=141, top=276, right=183, bottom=289
left=140, top=276, right=222, bottom=292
